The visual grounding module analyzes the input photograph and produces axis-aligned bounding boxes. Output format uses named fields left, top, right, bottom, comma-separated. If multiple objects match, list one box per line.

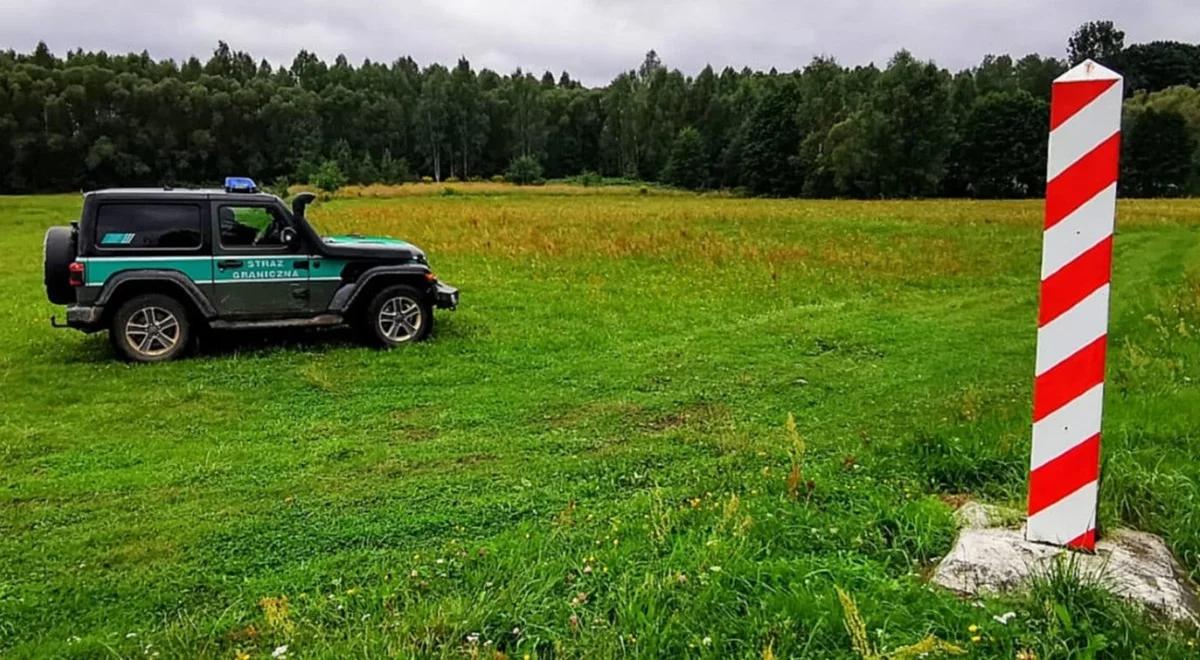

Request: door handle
left=217, top=259, right=244, bottom=269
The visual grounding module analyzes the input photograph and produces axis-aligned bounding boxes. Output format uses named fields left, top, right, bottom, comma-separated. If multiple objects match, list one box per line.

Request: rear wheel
left=363, top=285, right=433, bottom=347
left=110, top=293, right=192, bottom=362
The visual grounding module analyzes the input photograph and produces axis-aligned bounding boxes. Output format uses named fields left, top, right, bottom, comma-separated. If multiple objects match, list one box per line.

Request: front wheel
left=364, top=285, right=433, bottom=347
left=110, top=293, right=193, bottom=362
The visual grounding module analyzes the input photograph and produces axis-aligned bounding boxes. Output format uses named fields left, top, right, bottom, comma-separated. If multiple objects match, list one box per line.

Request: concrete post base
left=931, top=503, right=1199, bottom=624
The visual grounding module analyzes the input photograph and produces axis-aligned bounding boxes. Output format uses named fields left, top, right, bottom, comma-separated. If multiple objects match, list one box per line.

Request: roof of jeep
left=84, top=188, right=280, bottom=203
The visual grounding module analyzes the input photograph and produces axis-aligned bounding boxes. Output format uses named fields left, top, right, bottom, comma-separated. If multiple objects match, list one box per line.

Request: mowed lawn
left=1, top=188, right=1198, bottom=658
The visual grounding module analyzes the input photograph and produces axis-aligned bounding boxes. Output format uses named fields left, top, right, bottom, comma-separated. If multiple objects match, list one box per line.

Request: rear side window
left=95, top=203, right=203, bottom=249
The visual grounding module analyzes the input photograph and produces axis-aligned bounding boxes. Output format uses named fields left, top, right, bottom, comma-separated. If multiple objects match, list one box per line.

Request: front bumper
left=433, top=282, right=459, bottom=310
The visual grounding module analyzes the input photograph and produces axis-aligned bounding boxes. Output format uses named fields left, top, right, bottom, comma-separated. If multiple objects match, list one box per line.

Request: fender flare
left=333, top=265, right=433, bottom=313
left=95, top=270, right=218, bottom=318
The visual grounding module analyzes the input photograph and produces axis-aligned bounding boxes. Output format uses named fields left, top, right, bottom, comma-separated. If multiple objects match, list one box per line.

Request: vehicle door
left=209, top=202, right=313, bottom=317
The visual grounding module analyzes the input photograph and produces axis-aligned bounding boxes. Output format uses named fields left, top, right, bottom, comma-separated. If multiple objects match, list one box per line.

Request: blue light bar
left=224, top=177, right=258, bottom=193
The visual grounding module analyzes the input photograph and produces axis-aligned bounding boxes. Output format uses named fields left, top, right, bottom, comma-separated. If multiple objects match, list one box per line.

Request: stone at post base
left=931, top=507, right=1199, bottom=624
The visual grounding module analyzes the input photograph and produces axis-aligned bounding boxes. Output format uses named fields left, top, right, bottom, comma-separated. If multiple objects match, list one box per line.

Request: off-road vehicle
left=43, top=178, right=458, bottom=362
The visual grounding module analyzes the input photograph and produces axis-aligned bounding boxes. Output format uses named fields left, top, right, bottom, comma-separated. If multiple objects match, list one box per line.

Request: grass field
left=1, top=186, right=1198, bottom=658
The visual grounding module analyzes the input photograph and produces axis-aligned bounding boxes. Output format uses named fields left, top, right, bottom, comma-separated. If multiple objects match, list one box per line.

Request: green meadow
left=1, top=187, right=1198, bottom=658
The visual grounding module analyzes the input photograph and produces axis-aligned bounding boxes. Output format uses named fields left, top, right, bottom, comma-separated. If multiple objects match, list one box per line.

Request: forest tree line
left=2, top=20, right=1199, bottom=197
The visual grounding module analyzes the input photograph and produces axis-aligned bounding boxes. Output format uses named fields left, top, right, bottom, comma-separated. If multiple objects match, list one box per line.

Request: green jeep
left=43, top=178, right=458, bottom=362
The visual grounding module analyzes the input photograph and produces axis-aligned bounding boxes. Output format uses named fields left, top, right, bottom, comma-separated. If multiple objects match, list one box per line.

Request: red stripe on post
left=1044, top=133, right=1121, bottom=229
left=1066, top=528, right=1096, bottom=551
left=1038, top=236, right=1113, bottom=326
left=1049, top=79, right=1119, bottom=130
left=1033, top=336, right=1107, bottom=422
left=1027, top=434, right=1101, bottom=515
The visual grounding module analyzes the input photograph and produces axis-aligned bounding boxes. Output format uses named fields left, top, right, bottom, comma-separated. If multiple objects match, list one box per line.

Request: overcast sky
left=1, top=1, right=1197, bottom=85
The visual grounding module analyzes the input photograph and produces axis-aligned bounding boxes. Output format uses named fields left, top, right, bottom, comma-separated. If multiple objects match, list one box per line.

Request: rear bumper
left=53, top=304, right=104, bottom=332
left=433, top=282, right=459, bottom=309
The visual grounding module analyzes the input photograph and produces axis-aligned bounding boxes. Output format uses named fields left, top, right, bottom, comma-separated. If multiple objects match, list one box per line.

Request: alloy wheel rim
left=125, top=306, right=180, bottom=356
left=378, top=296, right=422, bottom=342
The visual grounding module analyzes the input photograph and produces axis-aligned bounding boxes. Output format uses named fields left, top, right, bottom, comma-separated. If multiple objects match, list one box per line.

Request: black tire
left=363, top=285, right=433, bottom=347
left=109, top=293, right=193, bottom=363
left=44, top=226, right=78, bottom=304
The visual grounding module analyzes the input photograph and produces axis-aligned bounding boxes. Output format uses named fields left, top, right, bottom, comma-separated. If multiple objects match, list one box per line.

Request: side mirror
left=280, top=226, right=299, bottom=248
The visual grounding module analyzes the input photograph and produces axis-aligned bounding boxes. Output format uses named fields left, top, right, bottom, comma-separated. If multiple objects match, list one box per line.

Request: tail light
left=68, top=261, right=85, bottom=287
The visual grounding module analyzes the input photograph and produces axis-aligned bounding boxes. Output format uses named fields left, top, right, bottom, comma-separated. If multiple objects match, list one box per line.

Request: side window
left=218, top=206, right=288, bottom=248
left=95, top=204, right=202, bottom=249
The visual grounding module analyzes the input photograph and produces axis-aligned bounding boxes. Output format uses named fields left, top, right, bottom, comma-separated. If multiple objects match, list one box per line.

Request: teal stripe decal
left=100, top=232, right=135, bottom=245
left=79, top=255, right=340, bottom=286
left=81, top=257, right=211, bottom=286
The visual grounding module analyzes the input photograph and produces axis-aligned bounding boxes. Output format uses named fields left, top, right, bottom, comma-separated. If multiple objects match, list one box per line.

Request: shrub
left=267, top=176, right=291, bottom=198
left=379, top=149, right=409, bottom=184
left=292, top=159, right=320, bottom=183
left=311, top=160, right=347, bottom=193
left=420, top=176, right=434, bottom=184
left=353, top=152, right=378, bottom=185
left=506, top=156, right=544, bottom=185
left=491, top=174, right=506, bottom=183
left=446, top=176, right=461, bottom=183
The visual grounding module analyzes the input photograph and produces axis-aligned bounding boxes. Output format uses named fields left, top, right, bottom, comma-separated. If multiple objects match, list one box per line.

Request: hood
left=321, top=234, right=426, bottom=261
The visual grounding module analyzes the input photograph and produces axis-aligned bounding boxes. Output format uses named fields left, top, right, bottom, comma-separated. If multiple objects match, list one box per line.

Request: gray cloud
left=1, top=0, right=1197, bottom=85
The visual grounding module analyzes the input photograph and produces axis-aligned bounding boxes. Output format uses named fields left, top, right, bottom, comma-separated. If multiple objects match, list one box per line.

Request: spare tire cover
left=44, top=226, right=78, bottom=304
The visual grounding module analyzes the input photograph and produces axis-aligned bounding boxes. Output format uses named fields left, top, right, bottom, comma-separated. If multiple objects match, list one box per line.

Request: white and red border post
left=1027, top=60, right=1123, bottom=551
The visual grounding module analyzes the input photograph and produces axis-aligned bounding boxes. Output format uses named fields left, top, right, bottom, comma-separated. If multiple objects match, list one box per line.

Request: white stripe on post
left=1031, top=384, right=1104, bottom=470
left=1040, top=184, right=1117, bottom=278
left=1035, top=285, right=1110, bottom=375
left=1027, top=60, right=1123, bottom=551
